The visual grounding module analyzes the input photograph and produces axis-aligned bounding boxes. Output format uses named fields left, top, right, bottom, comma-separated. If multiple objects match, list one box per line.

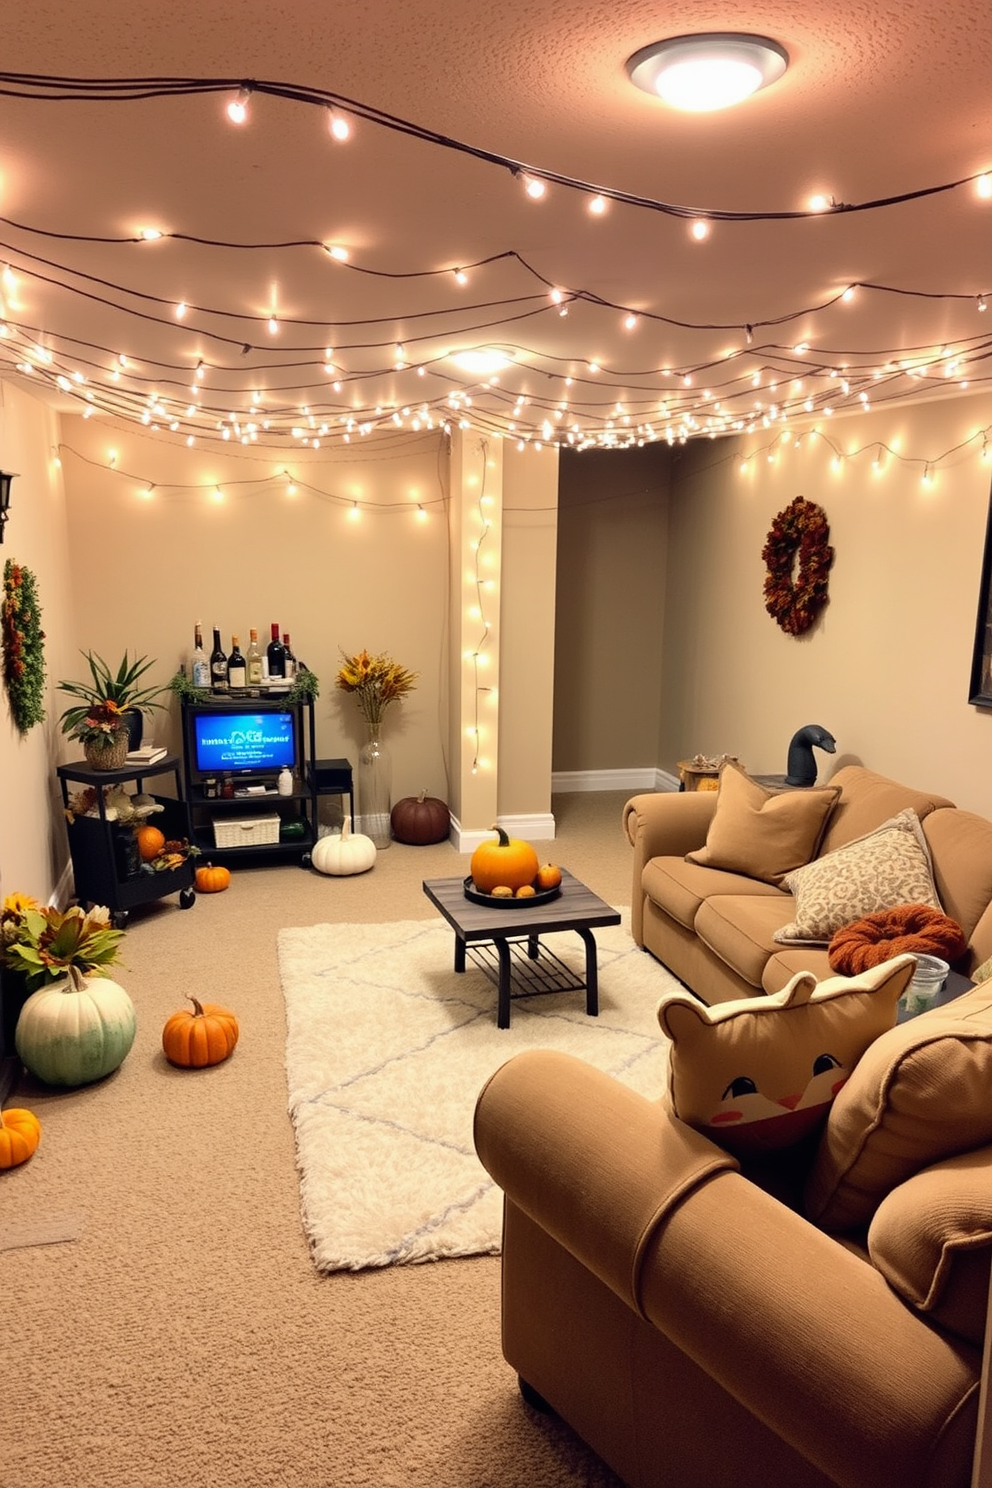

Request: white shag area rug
left=277, top=912, right=679, bottom=1272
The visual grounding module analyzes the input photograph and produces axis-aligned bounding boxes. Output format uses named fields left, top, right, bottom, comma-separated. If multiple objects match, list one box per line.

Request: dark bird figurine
left=785, top=725, right=837, bottom=787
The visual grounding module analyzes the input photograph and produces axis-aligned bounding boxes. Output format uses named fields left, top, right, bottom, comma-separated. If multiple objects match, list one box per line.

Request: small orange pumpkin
left=162, top=996, right=240, bottom=1068
left=136, top=824, right=166, bottom=861
left=195, top=862, right=231, bottom=893
left=0, top=1107, right=41, bottom=1169
left=470, top=826, right=540, bottom=894
left=536, top=863, right=563, bottom=890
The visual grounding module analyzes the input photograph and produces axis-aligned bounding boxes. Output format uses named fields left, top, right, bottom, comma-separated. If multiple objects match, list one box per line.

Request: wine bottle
left=227, top=635, right=247, bottom=689
left=246, top=628, right=263, bottom=686
left=282, top=632, right=297, bottom=682
left=210, top=626, right=229, bottom=691
left=267, top=622, right=286, bottom=679
left=191, top=621, right=210, bottom=689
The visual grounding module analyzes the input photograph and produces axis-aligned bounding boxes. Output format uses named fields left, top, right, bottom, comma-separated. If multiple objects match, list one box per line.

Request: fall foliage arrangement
left=761, top=496, right=834, bottom=636
left=335, top=648, right=418, bottom=736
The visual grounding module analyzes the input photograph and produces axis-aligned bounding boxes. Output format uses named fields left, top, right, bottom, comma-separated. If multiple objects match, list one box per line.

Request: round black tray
left=463, top=875, right=562, bottom=908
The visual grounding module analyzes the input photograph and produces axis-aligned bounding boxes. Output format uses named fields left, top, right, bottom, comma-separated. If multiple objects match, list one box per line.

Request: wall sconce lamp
left=0, top=471, right=17, bottom=543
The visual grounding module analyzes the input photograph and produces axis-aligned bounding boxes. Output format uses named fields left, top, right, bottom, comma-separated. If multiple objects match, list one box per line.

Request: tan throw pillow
left=774, top=808, right=941, bottom=946
left=866, top=1149, right=992, bottom=1348
left=805, top=983, right=992, bottom=1230
left=685, top=760, right=840, bottom=886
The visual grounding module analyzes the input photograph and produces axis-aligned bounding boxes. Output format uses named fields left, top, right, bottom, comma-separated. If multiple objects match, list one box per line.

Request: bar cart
left=56, top=754, right=197, bottom=928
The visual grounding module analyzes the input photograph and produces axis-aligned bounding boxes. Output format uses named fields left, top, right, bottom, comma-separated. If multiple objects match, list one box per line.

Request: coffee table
left=422, top=870, right=622, bottom=1028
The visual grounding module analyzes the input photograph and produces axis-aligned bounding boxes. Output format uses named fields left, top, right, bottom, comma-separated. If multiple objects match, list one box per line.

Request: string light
left=226, top=86, right=250, bottom=125
left=519, top=173, right=546, bottom=200
left=326, top=107, right=350, bottom=141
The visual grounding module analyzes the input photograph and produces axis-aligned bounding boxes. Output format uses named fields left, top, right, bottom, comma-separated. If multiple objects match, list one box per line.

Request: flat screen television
left=186, top=707, right=297, bottom=781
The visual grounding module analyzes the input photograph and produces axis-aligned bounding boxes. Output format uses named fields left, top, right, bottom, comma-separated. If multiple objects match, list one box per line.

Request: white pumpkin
left=311, top=819, right=377, bottom=876
left=15, top=966, right=137, bottom=1087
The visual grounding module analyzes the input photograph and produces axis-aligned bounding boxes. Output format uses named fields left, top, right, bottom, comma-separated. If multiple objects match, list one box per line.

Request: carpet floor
left=2, top=791, right=642, bottom=1488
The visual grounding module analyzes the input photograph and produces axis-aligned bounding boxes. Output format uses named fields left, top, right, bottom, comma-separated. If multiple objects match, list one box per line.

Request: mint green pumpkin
left=15, top=967, right=137, bottom=1087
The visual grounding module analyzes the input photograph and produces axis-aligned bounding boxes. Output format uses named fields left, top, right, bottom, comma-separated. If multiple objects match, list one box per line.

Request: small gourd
left=15, top=965, right=137, bottom=1087
left=0, top=1107, right=41, bottom=1169
left=470, top=826, right=540, bottom=894
left=162, top=996, right=240, bottom=1068
left=195, top=862, right=231, bottom=893
left=390, top=790, right=451, bottom=846
left=311, top=819, right=377, bottom=877
left=136, top=824, right=166, bottom=861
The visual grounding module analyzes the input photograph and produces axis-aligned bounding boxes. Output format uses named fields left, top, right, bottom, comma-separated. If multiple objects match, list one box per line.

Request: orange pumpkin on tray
left=470, top=826, right=540, bottom=894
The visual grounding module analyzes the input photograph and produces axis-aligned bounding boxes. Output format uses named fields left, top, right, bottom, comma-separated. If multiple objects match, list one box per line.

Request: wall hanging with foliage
left=2, top=559, right=47, bottom=733
left=761, top=496, right=834, bottom=636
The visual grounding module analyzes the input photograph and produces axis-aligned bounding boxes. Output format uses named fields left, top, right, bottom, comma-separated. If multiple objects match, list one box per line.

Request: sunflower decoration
left=2, top=559, right=47, bottom=734
left=336, top=648, right=418, bottom=737
left=761, top=496, right=834, bottom=636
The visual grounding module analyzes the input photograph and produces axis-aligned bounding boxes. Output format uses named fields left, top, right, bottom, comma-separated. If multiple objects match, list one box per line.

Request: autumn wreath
left=761, top=496, right=834, bottom=636
left=2, top=558, right=47, bottom=734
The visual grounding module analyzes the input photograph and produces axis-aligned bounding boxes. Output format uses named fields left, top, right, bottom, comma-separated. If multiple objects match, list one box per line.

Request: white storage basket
left=212, top=814, right=281, bottom=847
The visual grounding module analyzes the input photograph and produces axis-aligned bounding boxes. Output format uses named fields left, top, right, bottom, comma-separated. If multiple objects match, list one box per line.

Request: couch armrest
left=639, top=1165, right=980, bottom=1488
left=623, top=790, right=717, bottom=944
left=476, top=1049, right=981, bottom=1488
left=474, top=1048, right=737, bottom=1313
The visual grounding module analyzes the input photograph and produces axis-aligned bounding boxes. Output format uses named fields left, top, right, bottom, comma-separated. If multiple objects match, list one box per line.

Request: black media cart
left=57, top=755, right=197, bottom=928
left=181, top=695, right=319, bottom=865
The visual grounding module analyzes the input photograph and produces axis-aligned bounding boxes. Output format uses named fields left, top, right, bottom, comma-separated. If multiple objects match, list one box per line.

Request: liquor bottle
left=191, top=621, right=210, bottom=689
left=246, top=628, right=263, bottom=686
left=282, top=633, right=297, bottom=683
left=267, top=622, right=286, bottom=679
left=210, top=626, right=229, bottom=691
left=227, top=635, right=247, bottom=689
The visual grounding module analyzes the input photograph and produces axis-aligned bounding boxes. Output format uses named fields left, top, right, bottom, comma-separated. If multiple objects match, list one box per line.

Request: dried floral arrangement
left=336, top=649, right=417, bottom=736
left=1, top=559, right=46, bottom=734
left=761, top=496, right=834, bottom=636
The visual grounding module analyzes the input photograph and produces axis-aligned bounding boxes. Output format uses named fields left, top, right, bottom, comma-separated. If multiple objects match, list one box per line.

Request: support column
left=448, top=429, right=503, bottom=848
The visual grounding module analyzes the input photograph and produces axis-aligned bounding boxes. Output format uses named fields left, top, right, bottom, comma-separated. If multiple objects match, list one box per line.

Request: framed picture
left=969, top=481, right=992, bottom=707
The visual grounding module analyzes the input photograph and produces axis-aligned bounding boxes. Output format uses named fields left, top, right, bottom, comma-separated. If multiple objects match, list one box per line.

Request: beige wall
left=57, top=417, right=453, bottom=808
left=0, top=383, right=78, bottom=898
left=553, top=446, right=670, bottom=773
left=6, top=377, right=992, bottom=905
left=660, top=392, right=992, bottom=815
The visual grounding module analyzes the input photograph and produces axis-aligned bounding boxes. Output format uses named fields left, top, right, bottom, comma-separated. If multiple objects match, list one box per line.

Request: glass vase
left=358, top=736, right=392, bottom=848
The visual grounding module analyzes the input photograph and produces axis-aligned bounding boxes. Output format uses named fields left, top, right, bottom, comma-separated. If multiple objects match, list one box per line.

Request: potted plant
left=1, top=895, right=136, bottom=1086
left=58, top=650, right=168, bottom=770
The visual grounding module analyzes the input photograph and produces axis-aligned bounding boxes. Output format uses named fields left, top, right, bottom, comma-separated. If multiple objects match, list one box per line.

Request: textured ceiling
left=0, top=0, right=989, bottom=452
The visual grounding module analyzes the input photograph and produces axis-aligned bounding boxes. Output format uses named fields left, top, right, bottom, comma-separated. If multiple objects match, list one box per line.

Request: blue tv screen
left=193, top=711, right=295, bottom=775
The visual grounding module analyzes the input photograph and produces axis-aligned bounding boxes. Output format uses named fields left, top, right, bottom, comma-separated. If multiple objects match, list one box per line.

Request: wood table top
left=423, top=869, right=620, bottom=940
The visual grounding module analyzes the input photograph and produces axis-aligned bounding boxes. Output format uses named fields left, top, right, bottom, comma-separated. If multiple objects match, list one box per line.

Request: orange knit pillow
left=828, top=904, right=967, bottom=975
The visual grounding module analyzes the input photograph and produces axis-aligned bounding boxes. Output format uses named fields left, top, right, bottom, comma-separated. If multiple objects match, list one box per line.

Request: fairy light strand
left=0, top=71, right=987, bottom=224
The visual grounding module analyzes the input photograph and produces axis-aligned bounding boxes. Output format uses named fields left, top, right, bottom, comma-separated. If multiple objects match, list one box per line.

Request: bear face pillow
left=657, top=955, right=916, bottom=1159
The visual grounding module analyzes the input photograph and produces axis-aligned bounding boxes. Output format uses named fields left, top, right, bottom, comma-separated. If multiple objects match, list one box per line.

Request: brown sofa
left=474, top=981, right=992, bottom=1488
left=623, top=765, right=992, bottom=1004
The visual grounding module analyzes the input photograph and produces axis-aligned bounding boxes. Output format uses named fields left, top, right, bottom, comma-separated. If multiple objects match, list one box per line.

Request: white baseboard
left=551, top=767, right=680, bottom=794
left=448, top=773, right=681, bottom=852
left=449, top=812, right=558, bottom=853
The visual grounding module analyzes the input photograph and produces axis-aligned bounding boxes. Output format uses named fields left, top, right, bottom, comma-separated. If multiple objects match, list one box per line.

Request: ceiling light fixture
left=451, top=349, right=515, bottom=375
left=626, top=33, right=789, bottom=113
